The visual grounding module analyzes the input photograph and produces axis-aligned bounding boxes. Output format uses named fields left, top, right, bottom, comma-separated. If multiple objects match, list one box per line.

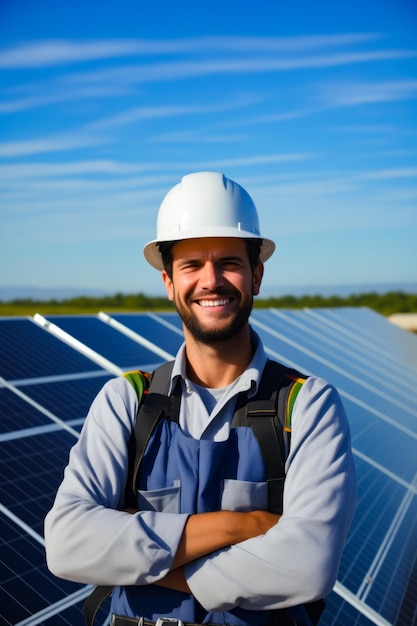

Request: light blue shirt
left=44, top=329, right=356, bottom=612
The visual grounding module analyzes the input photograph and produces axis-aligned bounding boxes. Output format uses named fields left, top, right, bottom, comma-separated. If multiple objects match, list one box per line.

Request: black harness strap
left=232, top=360, right=302, bottom=514
left=250, top=408, right=286, bottom=514
left=84, top=585, right=113, bottom=626
left=124, top=362, right=176, bottom=508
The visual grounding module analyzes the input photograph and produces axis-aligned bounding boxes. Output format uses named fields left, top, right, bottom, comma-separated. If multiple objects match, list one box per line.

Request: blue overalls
left=110, top=418, right=314, bottom=626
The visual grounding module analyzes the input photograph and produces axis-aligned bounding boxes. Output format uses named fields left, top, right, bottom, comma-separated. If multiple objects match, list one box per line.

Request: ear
left=162, top=270, right=175, bottom=301
left=252, top=262, right=264, bottom=296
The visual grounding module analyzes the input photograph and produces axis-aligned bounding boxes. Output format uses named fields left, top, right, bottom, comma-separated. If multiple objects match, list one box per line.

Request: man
left=45, top=171, right=356, bottom=625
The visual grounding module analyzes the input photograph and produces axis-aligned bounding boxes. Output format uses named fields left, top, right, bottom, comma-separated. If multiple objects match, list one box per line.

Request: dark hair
left=159, top=238, right=262, bottom=279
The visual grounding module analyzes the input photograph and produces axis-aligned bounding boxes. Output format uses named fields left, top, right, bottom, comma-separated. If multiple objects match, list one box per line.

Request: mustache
left=190, top=287, right=239, bottom=300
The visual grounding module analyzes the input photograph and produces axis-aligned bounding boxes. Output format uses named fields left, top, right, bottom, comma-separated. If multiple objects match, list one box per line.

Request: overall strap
left=125, top=361, right=176, bottom=508
left=232, top=360, right=307, bottom=514
left=84, top=586, right=113, bottom=626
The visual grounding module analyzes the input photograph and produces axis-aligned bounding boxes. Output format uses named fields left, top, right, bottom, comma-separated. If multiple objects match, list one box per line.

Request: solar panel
left=110, top=312, right=184, bottom=356
left=43, top=314, right=165, bottom=371
left=20, top=376, right=113, bottom=423
left=307, top=307, right=417, bottom=369
left=1, top=308, right=416, bottom=626
left=0, top=387, right=53, bottom=433
left=0, top=317, right=102, bottom=380
left=0, top=417, right=111, bottom=625
left=0, top=429, right=85, bottom=625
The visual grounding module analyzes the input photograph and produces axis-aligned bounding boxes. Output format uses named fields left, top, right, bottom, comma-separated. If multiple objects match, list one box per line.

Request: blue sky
left=1, top=0, right=416, bottom=298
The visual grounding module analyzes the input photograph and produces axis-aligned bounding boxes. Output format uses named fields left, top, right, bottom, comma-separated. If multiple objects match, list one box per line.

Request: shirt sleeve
left=44, top=377, right=189, bottom=586
left=184, top=377, right=357, bottom=611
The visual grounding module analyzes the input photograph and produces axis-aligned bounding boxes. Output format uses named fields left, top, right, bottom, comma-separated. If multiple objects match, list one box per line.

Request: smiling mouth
left=197, top=298, right=232, bottom=307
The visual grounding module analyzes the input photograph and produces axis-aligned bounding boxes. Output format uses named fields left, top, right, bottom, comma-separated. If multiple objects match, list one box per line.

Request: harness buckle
left=155, top=619, right=184, bottom=626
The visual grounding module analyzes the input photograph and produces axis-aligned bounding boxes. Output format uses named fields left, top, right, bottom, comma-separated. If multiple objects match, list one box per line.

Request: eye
left=178, top=260, right=201, bottom=271
left=222, top=258, right=244, bottom=270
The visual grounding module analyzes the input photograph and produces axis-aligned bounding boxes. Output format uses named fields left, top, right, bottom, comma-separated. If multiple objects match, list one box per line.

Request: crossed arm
left=125, top=508, right=280, bottom=593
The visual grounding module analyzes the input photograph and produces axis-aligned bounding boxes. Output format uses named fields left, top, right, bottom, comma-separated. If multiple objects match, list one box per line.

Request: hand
left=155, top=567, right=191, bottom=593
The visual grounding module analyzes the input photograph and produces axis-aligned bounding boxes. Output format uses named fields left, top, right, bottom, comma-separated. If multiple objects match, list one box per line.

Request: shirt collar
left=168, top=327, right=268, bottom=397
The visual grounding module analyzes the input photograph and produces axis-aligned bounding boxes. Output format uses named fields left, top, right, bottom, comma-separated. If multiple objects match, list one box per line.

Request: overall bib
left=110, top=418, right=313, bottom=626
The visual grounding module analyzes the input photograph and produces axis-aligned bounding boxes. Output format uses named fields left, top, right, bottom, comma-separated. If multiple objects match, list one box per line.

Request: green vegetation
left=1, top=290, right=416, bottom=317
left=252, top=290, right=417, bottom=316
left=0, top=292, right=175, bottom=317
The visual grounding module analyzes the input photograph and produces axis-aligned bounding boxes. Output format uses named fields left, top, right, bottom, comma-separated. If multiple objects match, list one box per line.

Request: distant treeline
left=1, top=290, right=416, bottom=317
left=253, top=291, right=417, bottom=316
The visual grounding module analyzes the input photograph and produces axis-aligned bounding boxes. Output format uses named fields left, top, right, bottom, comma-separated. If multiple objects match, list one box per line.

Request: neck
left=184, top=324, right=253, bottom=388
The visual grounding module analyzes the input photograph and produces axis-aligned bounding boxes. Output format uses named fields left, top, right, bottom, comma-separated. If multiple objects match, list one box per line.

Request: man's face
left=162, top=237, right=263, bottom=345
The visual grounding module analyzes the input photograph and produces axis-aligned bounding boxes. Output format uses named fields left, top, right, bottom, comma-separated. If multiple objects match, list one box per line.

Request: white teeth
left=199, top=298, right=230, bottom=307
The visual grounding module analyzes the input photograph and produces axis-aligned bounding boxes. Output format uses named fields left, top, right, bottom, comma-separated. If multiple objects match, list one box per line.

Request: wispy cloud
left=225, top=108, right=315, bottom=129
left=356, top=166, right=417, bottom=180
left=151, top=130, right=245, bottom=144
left=204, top=154, right=314, bottom=168
left=0, top=40, right=155, bottom=69
left=66, top=50, right=417, bottom=88
left=332, top=124, right=394, bottom=134
left=4, top=46, right=414, bottom=117
left=0, top=34, right=383, bottom=69
left=0, top=153, right=311, bottom=181
left=0, top=85, right=132, bottom=114
left=324, top=79, right=417, bottom=106
left=0, top=94, right=263, bottom=157
left=0, top=160, right=157, bottom=179
left=0, top=133, right=108, bottom=158
left=87, top=95, right=260, bottom=130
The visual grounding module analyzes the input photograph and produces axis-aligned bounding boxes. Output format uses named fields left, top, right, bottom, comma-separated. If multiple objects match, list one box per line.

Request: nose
left=200, top=261, right=223, bottom=290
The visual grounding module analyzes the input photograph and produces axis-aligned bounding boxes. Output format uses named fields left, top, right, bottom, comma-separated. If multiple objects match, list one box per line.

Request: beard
left=174, top=290, right=253, bottom=345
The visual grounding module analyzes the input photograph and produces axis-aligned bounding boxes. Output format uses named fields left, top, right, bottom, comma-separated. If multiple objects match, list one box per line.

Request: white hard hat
left=143, top=171, right=276, bottom=270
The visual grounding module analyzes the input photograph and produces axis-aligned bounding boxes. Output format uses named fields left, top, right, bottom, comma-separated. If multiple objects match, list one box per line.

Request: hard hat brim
left=143, top=235, right=276, bottom=271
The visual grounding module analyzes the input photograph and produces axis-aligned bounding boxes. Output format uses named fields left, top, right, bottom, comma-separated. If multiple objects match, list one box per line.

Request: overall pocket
left=137, top=479, right=181, bottom=513
left=221, top=478, right=268, bottom=512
